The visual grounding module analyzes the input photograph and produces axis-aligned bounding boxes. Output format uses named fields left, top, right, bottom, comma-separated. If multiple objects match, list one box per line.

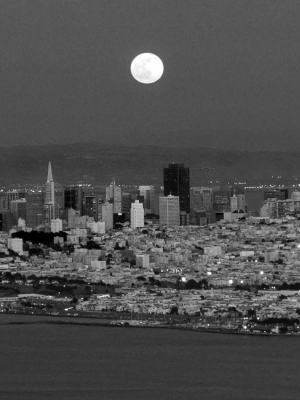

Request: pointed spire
left=47, top=161, right=53, bottom=182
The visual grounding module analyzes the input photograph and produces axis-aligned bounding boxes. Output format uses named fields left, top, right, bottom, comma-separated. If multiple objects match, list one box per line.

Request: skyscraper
left=10, top=199, right=26, bottom=226
left=7, top=189, right=26, bottom=209
left=44, top=162, right=59, bottom=223
left=159, top=195, right=180, bottom=226
left=101, top=202, right=114, bottom=231
left=106, top=181, right=122, bottom=213
left=163, top=163, right=190, bottom=225
left=122, top=192, right=132, bottom=221
left=64, top=186, right=84, bottom=215
left=130, top=200, right=144, bottom=229
left=45, top=162, right=54, bottom=205
left=138, top=185, right=155, bottom=214
left=26, top=192, right=44, bottom=228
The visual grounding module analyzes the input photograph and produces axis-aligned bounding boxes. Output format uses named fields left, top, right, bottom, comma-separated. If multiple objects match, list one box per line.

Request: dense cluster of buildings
left=1, top=162, right=300, bottom=330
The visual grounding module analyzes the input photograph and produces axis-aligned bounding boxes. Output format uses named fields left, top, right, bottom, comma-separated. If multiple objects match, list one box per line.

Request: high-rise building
left=230, top=194, right=238, bottom=212
left=26, top=192, right=44, bottom=228
left=130, top=200, right=144, bottom=229
left=122, top=192, right=132, bottom=221
left=237, top=194, right=246, bottom=212
left=154, top=189, right=164, bottom=216
left=44, top=162, right=59, bottom=223
left=244, top=189, right=265, bottom=216
left=163, top=163, right=190, bottom=225
left=190, top=187, right=214, bottom=212
left=7, top=189, right=26, bottom=209
left=213, top=188, right=232, bottom=213
left=45, top=162, right=55, bottom=205
left=0, top=196, right=7, bottom=210
left=106, top=181, right=122, bottom=213
left=10, top=199, right=26, bottom=226
left=101, top=202, right=114, bottom=231
left=0, top=210, right=13, bottom=232
left=138, top=186, right=155, bottom=214
left=67, top=208, right=80, bottom=229
left=159, top=195, right=180, bottom=226
left=64, top=186, right=84, bottom=215
left=83, top=195, right=96, bottom=218
left=264, top=188, right=288, bottom=201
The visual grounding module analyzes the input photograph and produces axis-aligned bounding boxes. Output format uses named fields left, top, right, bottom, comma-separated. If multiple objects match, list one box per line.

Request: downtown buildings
left=164, top=163, right=190, bottom=225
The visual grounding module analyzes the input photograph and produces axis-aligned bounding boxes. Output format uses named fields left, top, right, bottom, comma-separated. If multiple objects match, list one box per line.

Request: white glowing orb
left=131, top=53, right=164, bottom=84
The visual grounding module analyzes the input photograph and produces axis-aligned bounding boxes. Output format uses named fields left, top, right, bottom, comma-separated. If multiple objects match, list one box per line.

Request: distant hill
left=0, top=142, right=298, bottom=187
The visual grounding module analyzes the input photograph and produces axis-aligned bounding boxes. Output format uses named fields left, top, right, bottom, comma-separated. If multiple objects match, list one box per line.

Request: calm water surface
left=0, top=323, right=299, bottom=400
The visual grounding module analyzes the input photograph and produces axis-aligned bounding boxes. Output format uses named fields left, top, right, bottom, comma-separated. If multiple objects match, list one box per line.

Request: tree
left=170, top=306, right=178, bottom=315
left=70, top=296, right=78, bottom=304
left=185, top=279, right=197, bottom=290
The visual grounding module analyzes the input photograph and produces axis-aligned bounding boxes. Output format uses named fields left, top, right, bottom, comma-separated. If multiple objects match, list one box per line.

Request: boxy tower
left=163, top=163, right=190, bottom=225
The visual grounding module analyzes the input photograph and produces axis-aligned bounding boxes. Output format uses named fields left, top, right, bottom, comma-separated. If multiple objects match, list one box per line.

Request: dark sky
left=1, top=0, right=300, bottom=151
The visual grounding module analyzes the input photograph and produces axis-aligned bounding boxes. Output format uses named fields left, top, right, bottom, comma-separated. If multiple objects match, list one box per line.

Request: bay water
left=0, top=323, right=299, bottom=400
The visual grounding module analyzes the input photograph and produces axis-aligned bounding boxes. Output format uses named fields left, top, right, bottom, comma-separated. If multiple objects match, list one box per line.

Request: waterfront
left=0, top=321, right=299, bottom=400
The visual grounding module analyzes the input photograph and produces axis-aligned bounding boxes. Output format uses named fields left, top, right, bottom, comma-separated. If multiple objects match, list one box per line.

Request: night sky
left=1, top=0, right=300, bottom=151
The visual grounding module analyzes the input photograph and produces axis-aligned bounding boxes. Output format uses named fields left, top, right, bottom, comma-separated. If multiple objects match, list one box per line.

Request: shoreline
left=0, top=311, right=297, bottom=337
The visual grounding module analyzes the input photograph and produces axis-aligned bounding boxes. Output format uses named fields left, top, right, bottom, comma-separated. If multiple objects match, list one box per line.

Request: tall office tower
left=106, top=181, right=122, bottom=213
left=10, top=199, right=26, bottom=226
left=25, top=192, right=44, bottom=228
left=190, top=187, right=213, bottom=224
left=64, top=186, right=84, bottom=215
left=159, top=195, right=180, bottom=226
left=237, top=194, right=246, bottom=212
left=201, top=187, right=214, bottom=210
left=0, top=210, right=13, bottom=232
left=101, top=202, right=114, bottom=231
left=130, top=200, right=144, bottom=229
left=154, top=189, right=164, bottom=216
left=68, top=208, right=80, bottom=229
left=45, top=162, right=54, bottom=205
left=54, top=184, right=64, bottom=210
left=7, top=189, right=26, bottom=209
left=122, top=192, right=132, bottom=221
left=190, top=187, right=201, bottom=212
left=44, top=162, right=59, bottom=223
left=0, top=196, right=6, bottom=210
left=84, top=195, right=96, bottom=218
left=163, top=163, right=190, bottom=225
left=213, top=188, right=231, bottom=213
left=264, top=188, right=288, bottom=201
left=83, top=194, right=103, bottom=221
left=244, top=189, right=265, bottom=216
left=26, top=191, right=44, bottom=228
left=138, top=186, right=155, bottom=214
left=230, top=193, right=238, bottom=212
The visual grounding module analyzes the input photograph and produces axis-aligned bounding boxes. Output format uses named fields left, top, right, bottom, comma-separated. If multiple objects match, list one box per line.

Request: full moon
left=130, top=53, right=164, bottom=84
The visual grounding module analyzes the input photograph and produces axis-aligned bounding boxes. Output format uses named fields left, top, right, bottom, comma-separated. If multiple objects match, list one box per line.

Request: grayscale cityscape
left=1, top=1, right=300, bottom=400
